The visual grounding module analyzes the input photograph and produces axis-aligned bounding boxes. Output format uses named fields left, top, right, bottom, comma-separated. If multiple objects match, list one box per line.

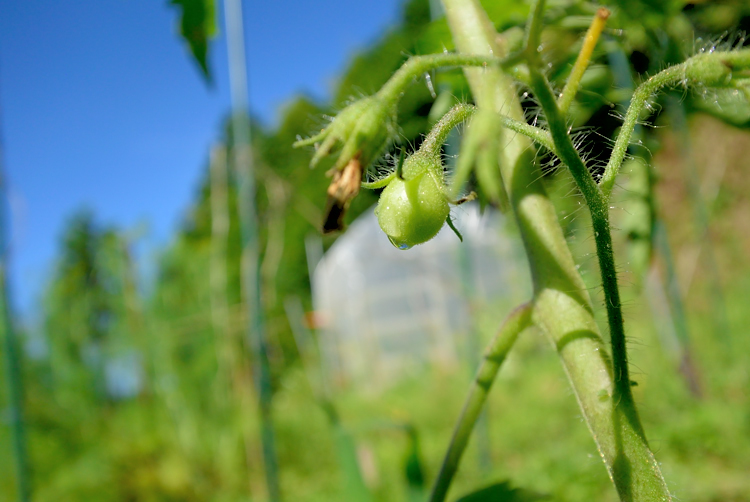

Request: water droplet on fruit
left=388, top=236, right=412, bottom=250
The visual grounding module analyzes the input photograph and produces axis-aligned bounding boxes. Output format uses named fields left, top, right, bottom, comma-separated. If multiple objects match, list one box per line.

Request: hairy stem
left=421, top=103, right=477, bottom=154
left=498, top=114, right=557, bottom=153
left=601, top=48, right=750, bottom=199
left=527, top=69, right=634, bottom=396
left=526, top=32, right=672, bottom=500
left=429, top=304, right=532, bottom=502
left=378, top=54, right=497, bottom=104
left=444, top=0, right=671, bottom=499
left=529, top=70, right=602, bottom=203
left=423, top=103, right=556, bottom=154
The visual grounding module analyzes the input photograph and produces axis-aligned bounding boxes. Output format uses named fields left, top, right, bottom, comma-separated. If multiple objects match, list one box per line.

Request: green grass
left=266, top=269, right=750, bottom=502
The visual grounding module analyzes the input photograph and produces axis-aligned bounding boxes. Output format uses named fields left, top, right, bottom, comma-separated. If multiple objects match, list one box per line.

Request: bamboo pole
left=0, top=114, right=30, bottom=501
left=222, top=1, right=281, bottom=499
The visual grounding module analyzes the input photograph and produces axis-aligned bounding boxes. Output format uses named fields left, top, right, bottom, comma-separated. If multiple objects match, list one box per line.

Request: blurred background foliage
left=2, top=0, right=750, bottom=500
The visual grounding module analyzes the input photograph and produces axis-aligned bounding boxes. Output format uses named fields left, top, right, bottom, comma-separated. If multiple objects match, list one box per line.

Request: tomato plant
left=296, top=0, right=750, bottom=500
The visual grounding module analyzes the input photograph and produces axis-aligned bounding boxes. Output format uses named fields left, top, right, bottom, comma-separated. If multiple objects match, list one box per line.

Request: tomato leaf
left=169, top=0, right=217, bottom=83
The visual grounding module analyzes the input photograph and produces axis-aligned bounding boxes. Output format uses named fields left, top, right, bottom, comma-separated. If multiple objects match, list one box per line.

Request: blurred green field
left=168, top=258, right=750, bottom=502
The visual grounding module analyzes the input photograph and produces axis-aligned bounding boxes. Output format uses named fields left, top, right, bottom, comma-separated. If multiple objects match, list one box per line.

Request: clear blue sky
left=0, top=0, right=402, bottom=319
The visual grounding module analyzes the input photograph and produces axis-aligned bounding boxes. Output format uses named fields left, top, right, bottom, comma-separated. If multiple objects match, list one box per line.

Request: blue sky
left=0, top=0, right=402, bottom=319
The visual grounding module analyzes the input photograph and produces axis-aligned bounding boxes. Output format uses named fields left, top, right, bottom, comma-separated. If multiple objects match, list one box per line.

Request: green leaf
left=691, top=87, right=750, bottom=128
left=324, top=405, right=374, bottom=502
left=455, top=481, right=549, bottom=502
left=170, top=0, right=217, bottom=82
left=403, top=426, right=426, bottom=502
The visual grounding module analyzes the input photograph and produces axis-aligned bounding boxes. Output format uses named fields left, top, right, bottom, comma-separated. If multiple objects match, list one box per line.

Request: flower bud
left=293, top=96, right=396, bottom=171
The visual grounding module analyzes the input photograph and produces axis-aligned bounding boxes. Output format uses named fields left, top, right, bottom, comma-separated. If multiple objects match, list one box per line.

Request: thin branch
left=428, top=304, right=532, bottom=502
left=558, top=8, right=610, bottom=115
left=601, top=48, right=750, bottom=199
left=523, top=0, right=547, bottom=67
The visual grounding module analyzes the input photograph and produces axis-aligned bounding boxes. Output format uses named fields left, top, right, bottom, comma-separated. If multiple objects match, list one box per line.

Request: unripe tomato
left=376, top=168, right=449, bottom=249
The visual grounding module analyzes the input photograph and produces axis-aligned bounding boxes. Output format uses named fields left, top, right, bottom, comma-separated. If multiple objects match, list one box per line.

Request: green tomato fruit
left=376, top=173, right=449, bottom=249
